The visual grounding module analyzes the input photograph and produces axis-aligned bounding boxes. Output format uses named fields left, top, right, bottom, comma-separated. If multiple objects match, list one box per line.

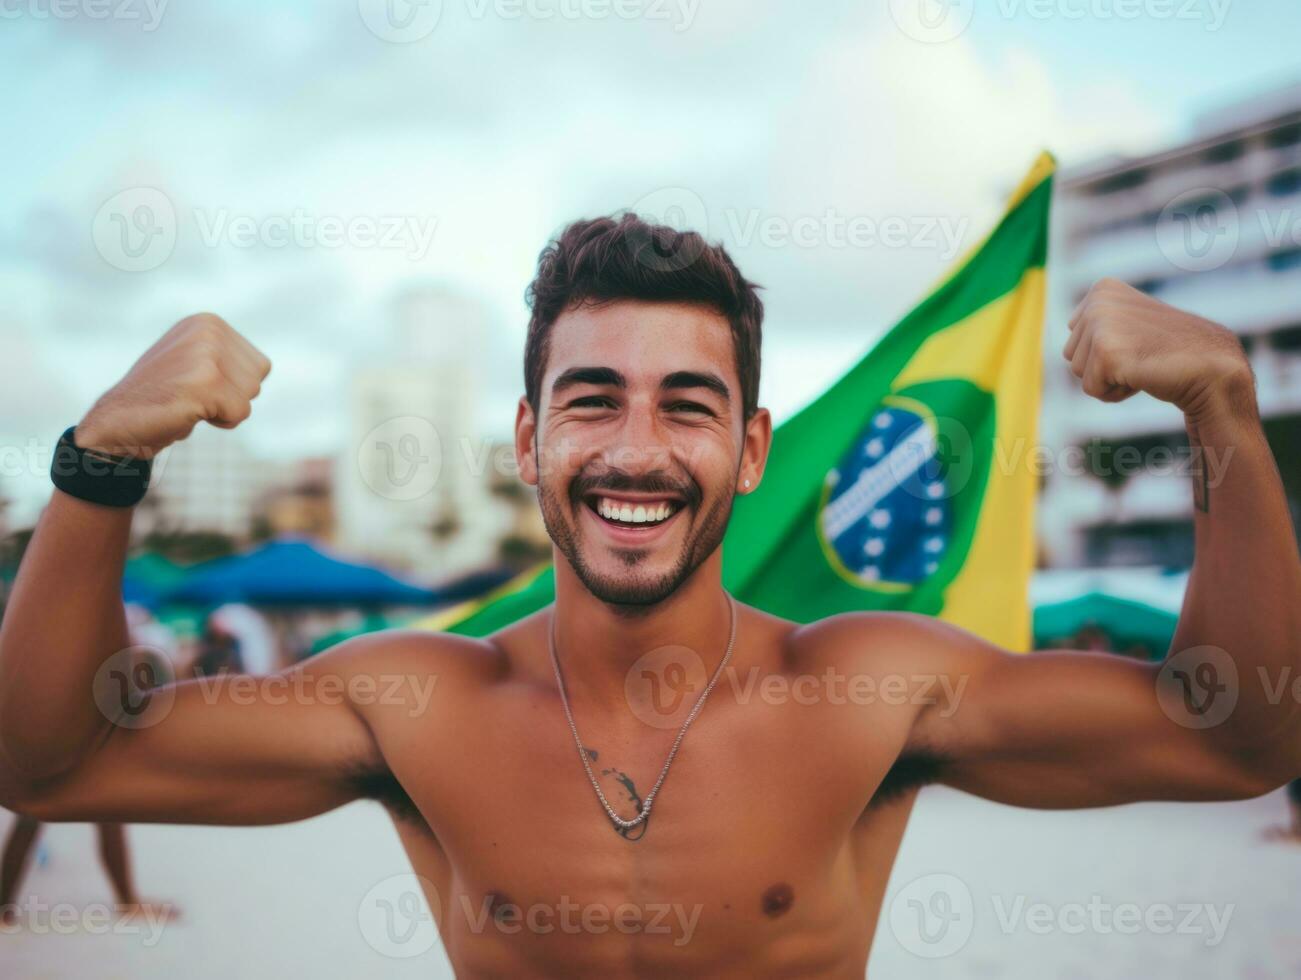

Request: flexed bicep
left=905, top=624, right=1272, bottom=809
left=7, top=639, right=388, bottom=826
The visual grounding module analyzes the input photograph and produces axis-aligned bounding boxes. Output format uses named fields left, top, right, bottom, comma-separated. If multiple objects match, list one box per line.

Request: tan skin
left=1, top=281, right=1299, bottom=977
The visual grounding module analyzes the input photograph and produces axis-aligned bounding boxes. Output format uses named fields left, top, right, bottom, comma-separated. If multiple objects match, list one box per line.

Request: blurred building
left=335, top=286, right=531, bottom=582
left=136, top=423, right=280, bottom=540
left=1041, top=81, right=1301, bottom=568
left=482, top=439, right=552, bottom=571
left=256, top=456, right=336, bottom=541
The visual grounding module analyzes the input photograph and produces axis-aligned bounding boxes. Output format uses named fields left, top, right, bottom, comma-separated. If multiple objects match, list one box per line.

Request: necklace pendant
left=552, top=593, right=737, bottom=833
left=613, top=807, right=649, bottom=830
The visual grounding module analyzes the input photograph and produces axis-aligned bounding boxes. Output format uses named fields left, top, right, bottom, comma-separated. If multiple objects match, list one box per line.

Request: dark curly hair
left=524, top=213, right=764, bottom=419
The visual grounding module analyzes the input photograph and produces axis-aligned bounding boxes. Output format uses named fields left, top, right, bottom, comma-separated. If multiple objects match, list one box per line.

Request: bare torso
left=4, top=285, right=1294, bottom=979
left=355, top=604, right=921, bottom=978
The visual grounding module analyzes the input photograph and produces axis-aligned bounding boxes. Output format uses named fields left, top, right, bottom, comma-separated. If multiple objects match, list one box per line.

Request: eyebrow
left=550, top=367, right=731, bottom=404
left=551, top=366, right=625, bottom=394
left=660, top=370, right=731, bottom=403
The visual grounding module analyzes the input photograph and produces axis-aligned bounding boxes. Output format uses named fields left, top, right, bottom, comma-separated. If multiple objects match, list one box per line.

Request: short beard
left=538, top=479, right=734, bottom=609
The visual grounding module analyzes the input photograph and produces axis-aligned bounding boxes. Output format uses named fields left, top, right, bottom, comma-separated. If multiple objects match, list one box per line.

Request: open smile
left=581, top=492, right=687, bottom=544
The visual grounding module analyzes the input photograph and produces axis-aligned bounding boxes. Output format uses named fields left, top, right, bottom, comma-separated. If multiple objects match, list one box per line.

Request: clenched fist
left=1064, top=279, right=1255, bottom=419
left=75, top=313, right=272, bottom=460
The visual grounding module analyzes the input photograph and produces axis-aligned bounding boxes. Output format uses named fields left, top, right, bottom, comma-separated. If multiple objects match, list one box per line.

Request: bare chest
left=371, top=685, right=911, bottom=977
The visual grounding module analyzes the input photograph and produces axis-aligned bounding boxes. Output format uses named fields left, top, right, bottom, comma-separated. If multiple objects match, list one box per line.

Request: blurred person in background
left=206, top=603, right=276, bottom=675
left=1261, top=778, right=1301, bottom=844
left=1069, top=624, right=1112, bottom=652
left=1289, top=780, right=1301, bottom=839
left=190, top=611, right=245, bottom=679
left=1120, top=641, right=1156, bottom=661
left=0, top=814, right=178, bottom=927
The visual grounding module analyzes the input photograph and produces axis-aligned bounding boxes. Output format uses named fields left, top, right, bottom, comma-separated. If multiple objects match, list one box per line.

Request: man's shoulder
left=783, top=608, right=991, bottom=677
left=299, top=623, right=511, bottom=689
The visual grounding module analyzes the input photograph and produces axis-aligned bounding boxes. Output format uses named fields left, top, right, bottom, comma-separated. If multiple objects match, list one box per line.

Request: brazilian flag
left=416, top=153, right=1054, bottom=651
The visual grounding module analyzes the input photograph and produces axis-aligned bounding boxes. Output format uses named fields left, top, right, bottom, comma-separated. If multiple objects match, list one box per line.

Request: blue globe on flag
left=819, top=398, right=952, bottom=589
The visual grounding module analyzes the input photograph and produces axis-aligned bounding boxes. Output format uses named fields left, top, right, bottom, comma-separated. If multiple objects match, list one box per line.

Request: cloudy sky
left=2, top=0, right=1299, bottom=523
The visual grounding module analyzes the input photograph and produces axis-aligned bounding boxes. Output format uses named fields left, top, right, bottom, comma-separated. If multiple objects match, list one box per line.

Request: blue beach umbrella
left=161, top=537, right=438, bottom=608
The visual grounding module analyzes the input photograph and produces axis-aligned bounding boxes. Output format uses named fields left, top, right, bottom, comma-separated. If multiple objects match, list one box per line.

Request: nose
left=606, top=398, right=675, bottom=479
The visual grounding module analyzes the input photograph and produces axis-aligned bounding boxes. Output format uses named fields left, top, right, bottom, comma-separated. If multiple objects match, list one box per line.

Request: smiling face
left=516, top=300, right=771, bottom=607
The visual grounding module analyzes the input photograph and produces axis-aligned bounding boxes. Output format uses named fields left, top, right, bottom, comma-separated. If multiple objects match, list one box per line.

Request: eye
left=569, top=395, right=616, bottom=410
left=667, top=401, right=715, bottom=416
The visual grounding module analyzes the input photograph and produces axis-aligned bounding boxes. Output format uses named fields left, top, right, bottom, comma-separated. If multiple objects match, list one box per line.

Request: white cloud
left=0, top=1, right=1211, bottom=523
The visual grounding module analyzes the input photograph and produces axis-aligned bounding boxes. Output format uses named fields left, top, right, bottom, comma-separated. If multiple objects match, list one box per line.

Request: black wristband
left=50, top=425, right=153, bottom=508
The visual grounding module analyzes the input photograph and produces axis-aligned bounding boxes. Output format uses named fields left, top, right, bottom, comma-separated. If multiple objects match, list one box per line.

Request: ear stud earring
left=743, top=480, right=751, bottom=489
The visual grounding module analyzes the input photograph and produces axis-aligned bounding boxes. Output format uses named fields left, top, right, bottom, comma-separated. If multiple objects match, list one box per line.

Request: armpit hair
left=871, top=748, right=949, bottom=806
left=343, top=761, right=423, bottom=825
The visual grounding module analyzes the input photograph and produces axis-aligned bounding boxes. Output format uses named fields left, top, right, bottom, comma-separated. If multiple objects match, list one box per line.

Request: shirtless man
left=1, top=215, right=1298, bottom=977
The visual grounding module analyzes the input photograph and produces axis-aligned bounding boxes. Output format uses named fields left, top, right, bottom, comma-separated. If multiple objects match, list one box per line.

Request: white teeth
left=596, top=497, right=676, bottom=525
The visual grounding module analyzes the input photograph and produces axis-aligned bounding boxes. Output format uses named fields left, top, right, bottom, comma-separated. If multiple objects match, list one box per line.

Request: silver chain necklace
left=547, top=593, right=738, bottom=831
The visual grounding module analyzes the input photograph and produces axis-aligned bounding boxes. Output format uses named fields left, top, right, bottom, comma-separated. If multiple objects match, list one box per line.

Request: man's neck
left=549, top=553, right=735, bottom=713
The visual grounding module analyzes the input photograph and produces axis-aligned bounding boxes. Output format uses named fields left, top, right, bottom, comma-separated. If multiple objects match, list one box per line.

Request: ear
left=736, top=407, right=772, bottom=494
left=514, top=396, right=539, bottom=487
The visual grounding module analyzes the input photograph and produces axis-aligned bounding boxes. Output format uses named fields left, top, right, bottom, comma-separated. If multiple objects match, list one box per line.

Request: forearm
left=1173, top=373, right=1301, bottom=765
left=0, top=313, right=271, bottom=790
left=0, top=489, right=134, bottom=782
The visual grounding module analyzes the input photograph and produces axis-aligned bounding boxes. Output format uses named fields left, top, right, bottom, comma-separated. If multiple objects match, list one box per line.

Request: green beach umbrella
left=1033, top=591, right=1178, bottom=656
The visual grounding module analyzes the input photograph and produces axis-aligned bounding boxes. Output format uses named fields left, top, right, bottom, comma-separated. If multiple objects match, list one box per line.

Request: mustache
left=568, top=469, right=702, bottom=509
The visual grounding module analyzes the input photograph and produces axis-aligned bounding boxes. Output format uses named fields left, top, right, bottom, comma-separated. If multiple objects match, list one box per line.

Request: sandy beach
left=3, top=787, right=1299, bottom=979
